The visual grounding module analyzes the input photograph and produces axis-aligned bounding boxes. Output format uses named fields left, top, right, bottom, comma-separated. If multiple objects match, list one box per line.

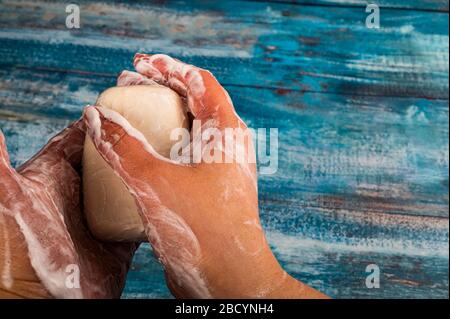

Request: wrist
left=197, top=232, right=328, bottom=299
left=199, top=236, right=287, bottom=298
left=0, top=215, right=52, bottom=299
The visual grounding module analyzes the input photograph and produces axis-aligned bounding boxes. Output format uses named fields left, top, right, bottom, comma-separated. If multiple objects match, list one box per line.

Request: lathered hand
left=84, top=54, right=327, bottom=298
left=0, top=121, right=137, bottom=298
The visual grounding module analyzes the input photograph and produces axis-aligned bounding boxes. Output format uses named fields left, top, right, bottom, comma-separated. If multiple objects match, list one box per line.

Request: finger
left=83, top=106, right=184, bottom=190
left=0, top=130, right=14, bottom=174
left=16, top=120, right=86, bottom=173
left=0, top=131, right=23, bottom=209
left=0, top=130, right=19, bottom=184
left=134, top=53, right=241, bottom=129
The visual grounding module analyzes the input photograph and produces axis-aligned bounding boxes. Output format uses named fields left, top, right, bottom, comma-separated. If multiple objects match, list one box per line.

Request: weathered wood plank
left=255, top=0, right=449, bottom=12
left=121, top=239, right=449, bottom=299
left=0, top=0, right=448, bottom=299
left=0, top=0, right=448, bottom=99
left=2, top=108, right=447, bottom=298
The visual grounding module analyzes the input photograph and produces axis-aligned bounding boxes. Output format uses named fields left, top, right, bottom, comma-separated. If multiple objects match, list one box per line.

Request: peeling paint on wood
left=261, top=0, right=449, bottom=12
left=0, top=0, right=448, bottom=298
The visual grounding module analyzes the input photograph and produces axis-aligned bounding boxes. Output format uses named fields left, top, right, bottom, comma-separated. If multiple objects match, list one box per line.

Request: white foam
left=117, top=70, right=158, bottom=87
left=14, top=213, right=83, bottom=298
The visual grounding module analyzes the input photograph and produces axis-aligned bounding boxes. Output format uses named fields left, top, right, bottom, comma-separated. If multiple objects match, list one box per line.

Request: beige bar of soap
left=83, top=85, right=188, bottom=242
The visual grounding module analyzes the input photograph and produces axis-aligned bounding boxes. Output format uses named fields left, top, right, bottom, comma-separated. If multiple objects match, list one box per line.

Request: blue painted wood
left=254, top=0, right=449, bottom=11
left=0, top=0, right=448, bottom=298
left=0, top=1, right=448, bottom=98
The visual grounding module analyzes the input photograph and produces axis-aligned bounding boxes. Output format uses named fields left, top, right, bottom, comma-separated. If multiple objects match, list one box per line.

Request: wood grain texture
left=254, top=0, right=449, bottom=12
left=0, top=1, right=448, bottom=99
left=0, top=0, right=448, bottom=298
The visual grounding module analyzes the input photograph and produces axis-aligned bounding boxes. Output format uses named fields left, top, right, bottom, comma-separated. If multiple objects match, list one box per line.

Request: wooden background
left=0, top=0, right=448, bottom=298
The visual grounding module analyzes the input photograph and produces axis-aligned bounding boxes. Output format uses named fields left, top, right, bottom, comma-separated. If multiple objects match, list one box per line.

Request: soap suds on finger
left=117, top=70, right=158, bottom=87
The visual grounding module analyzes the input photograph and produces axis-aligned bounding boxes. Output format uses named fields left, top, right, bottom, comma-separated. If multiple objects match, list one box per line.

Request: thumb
left=0, top=130, right=14, bottom=173
left=17, top=120, right=86, bottom=174
left=83, top=106, right=184, bottom=193
left=0, top=130, right=22, bottom=202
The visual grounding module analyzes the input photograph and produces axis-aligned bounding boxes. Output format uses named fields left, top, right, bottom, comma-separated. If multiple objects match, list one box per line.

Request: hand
left=84, top=53, right=327, bottom=298
left=0, top=121, right=137, bottom=299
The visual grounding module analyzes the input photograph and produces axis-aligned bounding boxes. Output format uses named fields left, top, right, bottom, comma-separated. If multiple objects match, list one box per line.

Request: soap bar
left=83, top=85, right=188, bottom=242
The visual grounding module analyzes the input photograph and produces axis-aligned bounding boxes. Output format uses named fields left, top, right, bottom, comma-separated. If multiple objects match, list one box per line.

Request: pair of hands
left=0, top=54, right=326, bottom=299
